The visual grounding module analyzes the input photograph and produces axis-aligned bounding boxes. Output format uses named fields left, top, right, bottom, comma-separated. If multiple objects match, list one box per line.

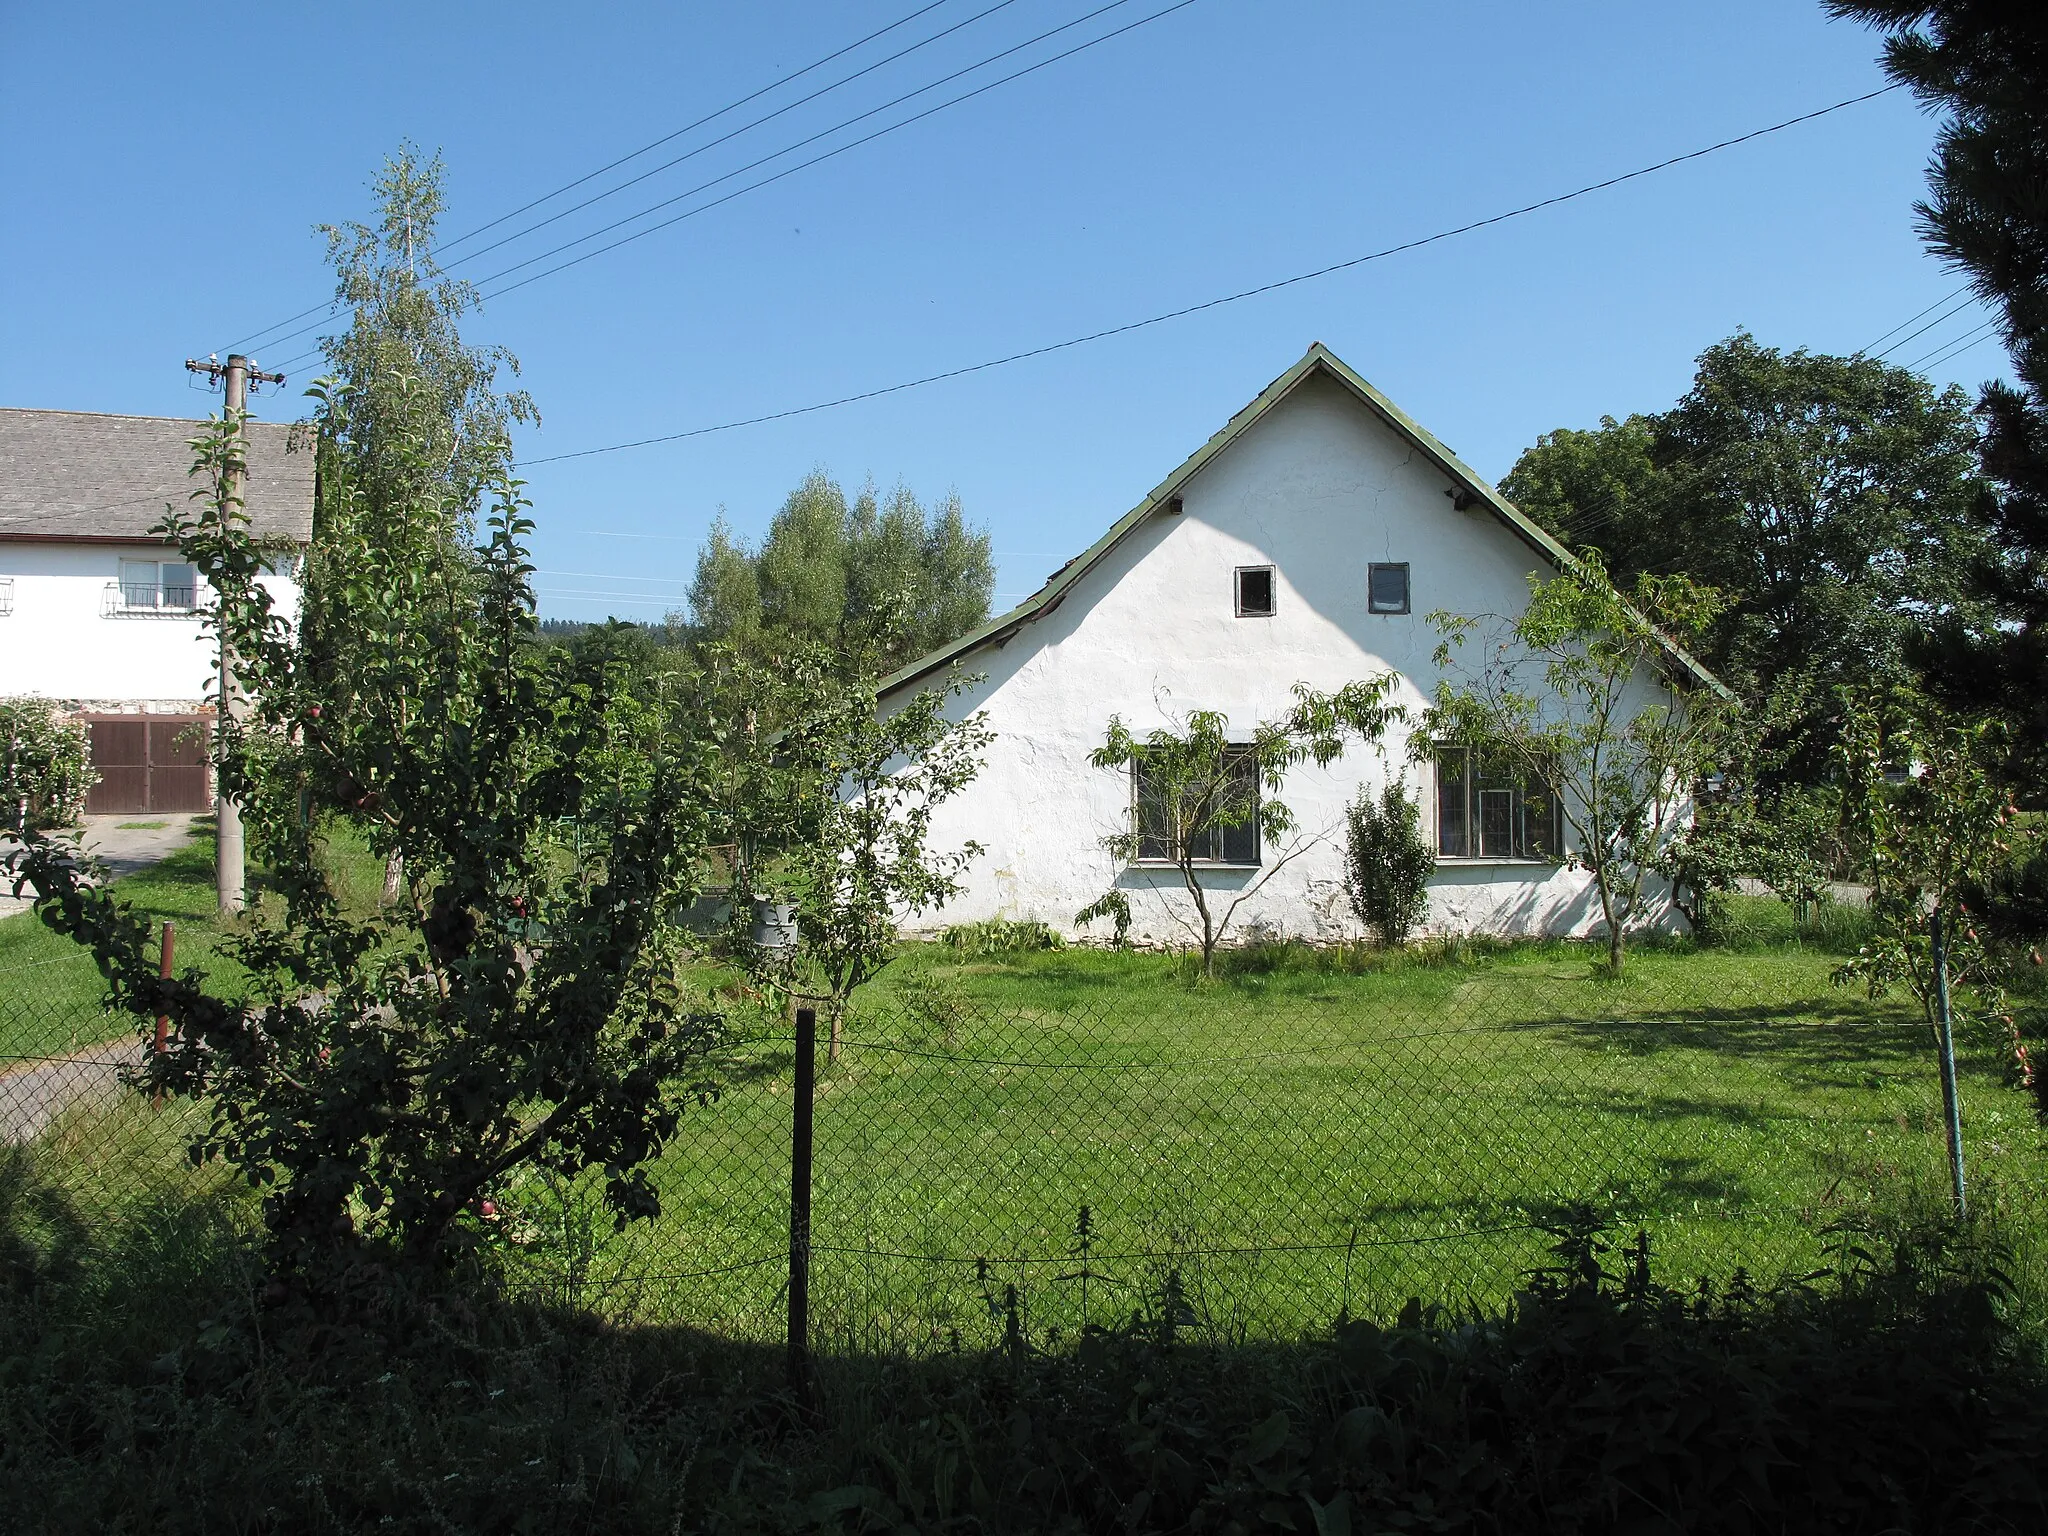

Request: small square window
left=1368, top=562, right=1410, bottom=614
left=1235, top=565, right=1275, bottom=618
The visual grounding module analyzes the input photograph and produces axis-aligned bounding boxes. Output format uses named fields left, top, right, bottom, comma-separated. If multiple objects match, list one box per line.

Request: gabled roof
left=0, top=408, right=316, bottom=546
left=877, top=343, right=1728, bottom=700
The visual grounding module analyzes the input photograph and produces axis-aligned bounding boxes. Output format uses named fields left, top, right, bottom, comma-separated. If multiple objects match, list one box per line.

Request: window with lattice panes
left=1433, top=743, right=1561, bottom=860
left=1133, top=746, right=1261, bottom=865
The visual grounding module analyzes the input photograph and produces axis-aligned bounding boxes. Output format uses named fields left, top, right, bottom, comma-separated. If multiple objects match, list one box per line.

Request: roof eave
left=878, top=343, right=1731, bottom=702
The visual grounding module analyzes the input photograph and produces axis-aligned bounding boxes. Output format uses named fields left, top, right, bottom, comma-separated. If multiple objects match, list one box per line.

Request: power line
left=1869, top=293, right=1980, bottom=362
left=1853, top=283, right=1970, bottom=357
left=449, top=0, right=1035, bottom=270
left=1906, top=317, right=2005, bottom=374
left=234, top=0, right=1186, bottom=366
left=518, top=82, right=1906, bottom=468
left=468, top=0, right=1185, bottom=299
left=220, top=0, right=972, bottom=354
left=437, top=0, right=965, bottom=255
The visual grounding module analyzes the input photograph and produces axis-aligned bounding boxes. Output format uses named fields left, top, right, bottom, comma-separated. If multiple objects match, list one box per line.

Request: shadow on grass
left=7, top=1144, right=2042, bottom=1536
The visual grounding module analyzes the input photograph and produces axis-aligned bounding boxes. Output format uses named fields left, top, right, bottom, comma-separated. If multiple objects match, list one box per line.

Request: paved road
left=0, top=1038, right=142, bottom=1144
left=2, top=816, right=199, bottom=1141
left=1, top=813, right=202, bottom=918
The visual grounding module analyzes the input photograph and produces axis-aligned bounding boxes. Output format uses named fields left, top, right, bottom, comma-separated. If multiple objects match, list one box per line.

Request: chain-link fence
left=5, top=932, right=2042, bottom=1353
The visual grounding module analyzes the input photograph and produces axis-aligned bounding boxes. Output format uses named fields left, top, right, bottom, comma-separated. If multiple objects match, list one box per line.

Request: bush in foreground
left=5, top=1157, right=2046, bottom=1535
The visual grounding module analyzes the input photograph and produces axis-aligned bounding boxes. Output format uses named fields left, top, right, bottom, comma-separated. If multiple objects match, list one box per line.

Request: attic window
left=1367, top=562, right=1410, bottom=614
left=1235, top=565, right=1276, bottom=618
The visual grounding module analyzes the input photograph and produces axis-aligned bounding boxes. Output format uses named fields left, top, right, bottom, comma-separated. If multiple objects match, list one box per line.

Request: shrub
left=1343, top=779, right=1433, bottom=945
left=895, top=965, right=972, bottom=1047
left=0, top=698, right=96, bottom=835
left=1074, top=889, right=1132, bottom=949
left=1969, top=830, right=2048, bottom=944
left=10, top=420, right=734, bottom=1286
left=6, top=1181, right=2045, bottom=1536
left=939, top=918, right=1066, bottom=956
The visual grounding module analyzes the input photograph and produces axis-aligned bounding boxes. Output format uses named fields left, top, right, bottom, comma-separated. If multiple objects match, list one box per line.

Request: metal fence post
left=1931, top=906, right=1968, bottom=1222
left=789, top=1004, right=817, bottom=1402
left=152, top=920, right=174, bottom=1106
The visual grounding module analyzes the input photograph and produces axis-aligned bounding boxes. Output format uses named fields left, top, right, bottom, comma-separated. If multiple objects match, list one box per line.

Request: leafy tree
left=0, top=699, right=95, bottom=836
left=1082, top=680, right=1403, bottom=978
left=1426, top=557, right=1730, bottom=974
left=8, top=407, right=729, bottom=1285
left=1503, top=335, right=1987, bottom=782
left=305, top=145, right=537, bottom=904
left=1343, top=779, right=1435, bottom=946
left=684, top=472, right=994, bottom=676
left=314, top=143, right=534, bottom=524
left=1833, top=694, right=2018, bottom=1027
left=730, top=667, right=992, bottom=1059
left=1650, top=802, right=1750, bottom=940
left=1499, top=413, right=1661, bottom=560
left=1829, top=0, right=2048, bottom=788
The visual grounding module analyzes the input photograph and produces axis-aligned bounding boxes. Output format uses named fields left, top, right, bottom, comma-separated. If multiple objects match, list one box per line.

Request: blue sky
left=0, top=1, right=2013, bottom=620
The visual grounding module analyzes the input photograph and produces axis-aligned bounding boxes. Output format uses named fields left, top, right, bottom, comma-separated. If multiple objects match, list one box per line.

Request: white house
left=0, top=407, right=314, bottom=815
left=876, top=344, right=1723, bottom=945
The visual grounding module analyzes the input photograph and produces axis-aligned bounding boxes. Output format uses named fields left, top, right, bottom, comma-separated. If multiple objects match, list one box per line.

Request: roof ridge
left=876, top=342, right=1729, bottom=701
left=0, top=406, right=301, bottom=431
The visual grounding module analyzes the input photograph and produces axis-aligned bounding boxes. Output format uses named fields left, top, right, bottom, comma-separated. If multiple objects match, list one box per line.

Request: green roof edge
left=877, top=343, right=1731, bottom=702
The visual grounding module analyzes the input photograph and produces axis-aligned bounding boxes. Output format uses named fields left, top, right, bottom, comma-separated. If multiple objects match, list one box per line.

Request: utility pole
left=184, top=353, right=284, bottom=915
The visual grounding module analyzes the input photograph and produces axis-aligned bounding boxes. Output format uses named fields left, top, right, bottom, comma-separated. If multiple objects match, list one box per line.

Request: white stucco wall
left=892, top=371, right=1684, bottom=945
left=0, top=540, right=301, bottom=707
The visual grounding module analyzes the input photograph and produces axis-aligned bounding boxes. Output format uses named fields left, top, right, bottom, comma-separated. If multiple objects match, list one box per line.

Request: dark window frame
left=1367, top=561, right=1411, bottom=614
left=1432, top=742, right=1563, bottom=861
left=1234, top=564, right=1277, bottom=618
left=1131, top=746, right=1262, bottom=866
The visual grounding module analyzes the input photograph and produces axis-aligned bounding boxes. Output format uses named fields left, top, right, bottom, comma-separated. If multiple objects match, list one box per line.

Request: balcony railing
left=103, top=580, right=200, bottom=617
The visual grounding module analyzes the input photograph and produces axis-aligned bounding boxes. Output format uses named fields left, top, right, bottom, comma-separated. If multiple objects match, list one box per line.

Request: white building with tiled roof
left=0, top=408, right=314, bottom=813
left=877, top=345, right=1724, bottom=943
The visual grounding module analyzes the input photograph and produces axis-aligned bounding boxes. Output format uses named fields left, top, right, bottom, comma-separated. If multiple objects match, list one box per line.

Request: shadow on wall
left=1425, top=863, right=1680, bottom=942
left=1108, top=863, right=1257, bottom=945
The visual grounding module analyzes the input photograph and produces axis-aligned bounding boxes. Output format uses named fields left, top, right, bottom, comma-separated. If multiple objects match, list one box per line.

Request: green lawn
left=0, top=824, right=386, bottom=1063
left=491, top=916, right=2048, bottom=1351
left=14, top=870, right=2044, bottom=1353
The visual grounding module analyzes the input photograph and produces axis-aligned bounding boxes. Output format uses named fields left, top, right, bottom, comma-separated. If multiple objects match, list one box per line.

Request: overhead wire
left=239, top=0, right=1185, bottom=368
left=436, top=0, right=965, bottom=255
left=473, top=0, right=1190, bottom=302
left=1868, top=293, right=1981, bottom=361
left=1905, top=316, right=2005, bottom=374
left=220, top=0, right=975, bottom=354
left=1853, top=282, right=1971, bottom=357
left=517, top=82, right=1908, bottom=467
left=448, top=0, right=1036, bottom=270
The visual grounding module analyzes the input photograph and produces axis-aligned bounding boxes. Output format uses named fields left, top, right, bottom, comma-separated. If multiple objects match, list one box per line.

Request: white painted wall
left=893, top=371, right=1683, bottom=945
left=0, top=540, right=301, bottom=707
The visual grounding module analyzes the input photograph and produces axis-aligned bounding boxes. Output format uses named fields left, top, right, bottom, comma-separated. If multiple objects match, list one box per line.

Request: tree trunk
left=1595, top=871, right=1624, bottom=975
left=381, top=849, right=404, bottom=907
left=828, top=998, right=844, bottom=1064
left=1183, top=859, right=1217, bottom=980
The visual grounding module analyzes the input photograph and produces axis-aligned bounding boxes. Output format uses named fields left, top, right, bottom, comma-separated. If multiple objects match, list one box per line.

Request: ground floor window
left=1433, top=743, right=1562, bottom=860
left=1133, top=747, right=1261, bottom=865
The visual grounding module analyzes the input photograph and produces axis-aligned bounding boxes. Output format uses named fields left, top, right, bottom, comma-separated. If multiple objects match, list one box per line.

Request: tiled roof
left=0, top=407, right=315, bottom=544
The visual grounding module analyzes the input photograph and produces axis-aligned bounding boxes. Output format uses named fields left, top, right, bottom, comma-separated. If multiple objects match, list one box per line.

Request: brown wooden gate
left=83, top=716, right=211, bottom=814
